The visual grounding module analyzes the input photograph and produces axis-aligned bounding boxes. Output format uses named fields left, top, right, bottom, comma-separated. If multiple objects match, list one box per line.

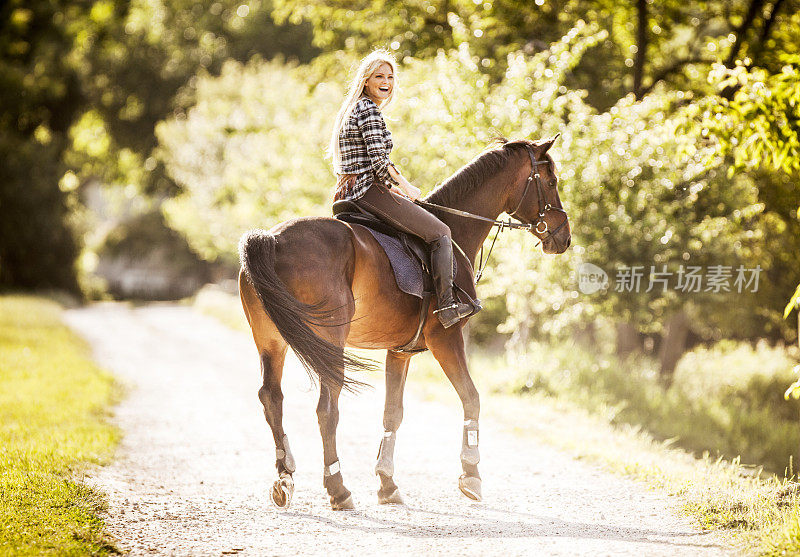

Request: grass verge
left=0, top=295, right=119, bottom=556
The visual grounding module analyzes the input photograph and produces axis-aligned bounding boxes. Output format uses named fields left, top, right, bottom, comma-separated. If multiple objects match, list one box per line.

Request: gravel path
left=65, top=303, right=733, bottom=556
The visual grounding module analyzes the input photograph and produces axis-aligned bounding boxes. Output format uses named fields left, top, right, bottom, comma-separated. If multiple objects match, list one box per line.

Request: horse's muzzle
left=541, top=231, right=571, bottom=254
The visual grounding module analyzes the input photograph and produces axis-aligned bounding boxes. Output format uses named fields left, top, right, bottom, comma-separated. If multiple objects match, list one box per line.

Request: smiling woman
left=330, top=49, right=474, bottom=329
left=363, top=63, right=394, bottom=102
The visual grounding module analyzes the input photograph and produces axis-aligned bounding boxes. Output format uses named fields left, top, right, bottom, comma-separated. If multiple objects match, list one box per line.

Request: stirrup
left=433, top=301, right=473, bottom=329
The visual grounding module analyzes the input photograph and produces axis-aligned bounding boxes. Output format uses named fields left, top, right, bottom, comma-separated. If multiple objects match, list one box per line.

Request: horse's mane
left=425, top=138, right=539, bottom=208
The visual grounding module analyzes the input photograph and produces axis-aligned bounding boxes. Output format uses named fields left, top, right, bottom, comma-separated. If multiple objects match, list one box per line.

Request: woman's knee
left=424, top=221, right=450, bottom=243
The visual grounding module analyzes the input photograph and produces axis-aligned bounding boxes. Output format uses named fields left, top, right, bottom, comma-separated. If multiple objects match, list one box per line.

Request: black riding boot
left=430, top=236, right=473, bottom=328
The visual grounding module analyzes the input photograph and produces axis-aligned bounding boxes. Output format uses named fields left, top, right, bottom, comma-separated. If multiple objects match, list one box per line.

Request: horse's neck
left=438, top=178, right=509, bottom=266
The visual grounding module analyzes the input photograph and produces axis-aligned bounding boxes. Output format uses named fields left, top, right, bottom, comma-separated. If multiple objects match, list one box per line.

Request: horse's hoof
left=458, top=474, right=482, bottom=502
left=378, top=487, right=404, bottom=505
left=270, top=477, right=294, bottom=508
left=331, top=493, right=355, bottom=511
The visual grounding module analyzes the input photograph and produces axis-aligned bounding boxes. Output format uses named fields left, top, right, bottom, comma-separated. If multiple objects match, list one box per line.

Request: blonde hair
left=329, top=49, right=398, bottom=173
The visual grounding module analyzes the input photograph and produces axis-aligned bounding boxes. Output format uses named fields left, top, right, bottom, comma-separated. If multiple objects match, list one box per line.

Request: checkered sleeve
left=356, top=101, right=397, bottom=187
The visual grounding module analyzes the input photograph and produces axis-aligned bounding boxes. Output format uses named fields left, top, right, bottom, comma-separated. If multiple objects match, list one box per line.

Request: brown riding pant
left=353, top=183, right=450, bottom=244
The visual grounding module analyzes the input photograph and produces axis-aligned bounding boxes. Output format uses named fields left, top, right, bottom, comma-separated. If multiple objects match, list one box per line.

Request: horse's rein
left=414, top=145, right=567, bottom=283
left=413, top=199, right=532, bottom=230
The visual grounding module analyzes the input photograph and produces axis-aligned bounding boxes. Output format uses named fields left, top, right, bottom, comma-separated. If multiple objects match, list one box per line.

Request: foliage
left=474, top=338, right=800, bottom=475
left=699, top=57, right=800, bottom=175
left=157, top=58, right=339, bottom=262
left=64, top=0, right=319, bottom=195
left=0, top=295, right=118, bottom=554
left=0, top=133, right=79, bottom=292
left=0, top=0, right=316, bottom=292
left=403, top=28, right=775, bottom=342
left=696, top=56, right=800, bottom=328
left=0, top=2, right=84, bottom=292
left=273, top=0, right=799, bottom=106
left=695, top=54, right=800, bottom=397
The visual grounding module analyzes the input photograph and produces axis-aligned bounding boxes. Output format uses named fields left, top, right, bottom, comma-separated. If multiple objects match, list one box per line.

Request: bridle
left=414, top=144, right=569, bottom=283
left=508, top=146, right=568, bottom=239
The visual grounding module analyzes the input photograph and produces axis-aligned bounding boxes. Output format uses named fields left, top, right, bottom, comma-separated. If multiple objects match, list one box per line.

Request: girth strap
left=391, top=292, right=432, bottom=353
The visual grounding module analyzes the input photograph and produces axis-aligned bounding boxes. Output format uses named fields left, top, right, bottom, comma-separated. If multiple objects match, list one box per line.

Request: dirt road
left=65, top=303, right=732, bottom=556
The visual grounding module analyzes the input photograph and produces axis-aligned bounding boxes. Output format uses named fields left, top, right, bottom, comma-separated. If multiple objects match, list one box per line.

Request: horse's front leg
left=375, top=350, right=411, bottom=504
left=427, top=327, right=482, bottom=501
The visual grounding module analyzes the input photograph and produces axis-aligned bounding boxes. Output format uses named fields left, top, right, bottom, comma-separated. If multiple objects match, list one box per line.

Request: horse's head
left=506, top=137, right=571, bottom=254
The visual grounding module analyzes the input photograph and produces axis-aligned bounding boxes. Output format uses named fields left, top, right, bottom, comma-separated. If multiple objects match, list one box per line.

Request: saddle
left=332, top=200, right=481, bottom=352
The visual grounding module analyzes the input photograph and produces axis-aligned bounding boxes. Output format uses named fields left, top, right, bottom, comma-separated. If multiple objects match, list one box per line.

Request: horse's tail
left=238, top=229, right=370, bottom=392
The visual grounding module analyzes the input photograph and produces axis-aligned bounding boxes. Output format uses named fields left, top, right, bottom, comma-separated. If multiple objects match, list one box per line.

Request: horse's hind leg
left=426, top=328, right=482, bottom=501
left=317, top=371, right=354, bottom=510
left=257, top=345, right=296, bottom=508
left=375, top=351, right=410, bottom=505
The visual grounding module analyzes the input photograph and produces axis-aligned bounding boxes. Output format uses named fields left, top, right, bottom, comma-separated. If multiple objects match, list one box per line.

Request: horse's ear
left=537, top=133, right=560, bottom=155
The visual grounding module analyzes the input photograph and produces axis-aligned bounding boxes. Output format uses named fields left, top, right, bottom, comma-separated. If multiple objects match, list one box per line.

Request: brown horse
left=238, top=137, right=571, bottom=510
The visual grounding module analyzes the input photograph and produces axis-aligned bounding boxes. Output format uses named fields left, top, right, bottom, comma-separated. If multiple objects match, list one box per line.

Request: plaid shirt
left=336, top=96, right=397, bottom=200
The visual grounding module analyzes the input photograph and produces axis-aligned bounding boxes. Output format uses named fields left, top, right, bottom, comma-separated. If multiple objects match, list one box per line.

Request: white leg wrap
left=461, top=420, right=480, bottom=465
left=375, top=431, right=396, bottom=477
left=279, top=435, right=296, bottom=473
left=324, top=460, right=340, bottom=476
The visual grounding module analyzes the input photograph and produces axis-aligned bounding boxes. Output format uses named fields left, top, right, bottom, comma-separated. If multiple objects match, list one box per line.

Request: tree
left=272, top=0, right=799, bottom=107
left=156, top=58, right=338, bottom=262
left=0, top=1, right=86, bottom=291
left=0, top=0, right=316, bottom=292
left=699, top=55, right=800, bottom=347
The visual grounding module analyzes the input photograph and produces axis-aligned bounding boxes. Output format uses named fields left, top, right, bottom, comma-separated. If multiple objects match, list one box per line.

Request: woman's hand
left=387, top=164, right=421, bottom=201
left=402, top=184, right=421, bottom=200
left=398, top=178, right=421, bottom=200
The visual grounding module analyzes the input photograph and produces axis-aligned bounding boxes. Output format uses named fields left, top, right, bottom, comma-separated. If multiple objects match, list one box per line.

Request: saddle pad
left=357, top=225, right=426, bottom=299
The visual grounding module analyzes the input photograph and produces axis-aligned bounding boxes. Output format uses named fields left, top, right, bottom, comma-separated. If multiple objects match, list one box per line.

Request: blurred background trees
left=0, top=0, right=315, bottom=294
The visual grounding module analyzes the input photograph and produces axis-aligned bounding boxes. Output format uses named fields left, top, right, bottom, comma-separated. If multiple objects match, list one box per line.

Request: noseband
left=508, top=146, right=568, bottom=241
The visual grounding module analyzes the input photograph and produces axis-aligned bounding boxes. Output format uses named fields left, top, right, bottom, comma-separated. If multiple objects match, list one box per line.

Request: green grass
left=0, top=295, right=118, bottom=556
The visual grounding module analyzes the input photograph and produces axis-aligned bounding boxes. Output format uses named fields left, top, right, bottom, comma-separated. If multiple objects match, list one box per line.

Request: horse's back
left=270, top=217, right=354, bottom=269
left=243, top=216, right=421, bottom=349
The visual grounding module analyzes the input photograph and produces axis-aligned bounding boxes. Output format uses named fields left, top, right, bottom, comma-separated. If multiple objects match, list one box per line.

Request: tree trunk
left=633, top=0, right=647, bottom=99
left=721, top=0, right=769, bottom=99
left=724, top=0, right=767, bottom=68
left=574, top=321, right=598, bottom=348
left=615, top=322, right=641, bottom=357
left=658, top=310, right=690, bottom=387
